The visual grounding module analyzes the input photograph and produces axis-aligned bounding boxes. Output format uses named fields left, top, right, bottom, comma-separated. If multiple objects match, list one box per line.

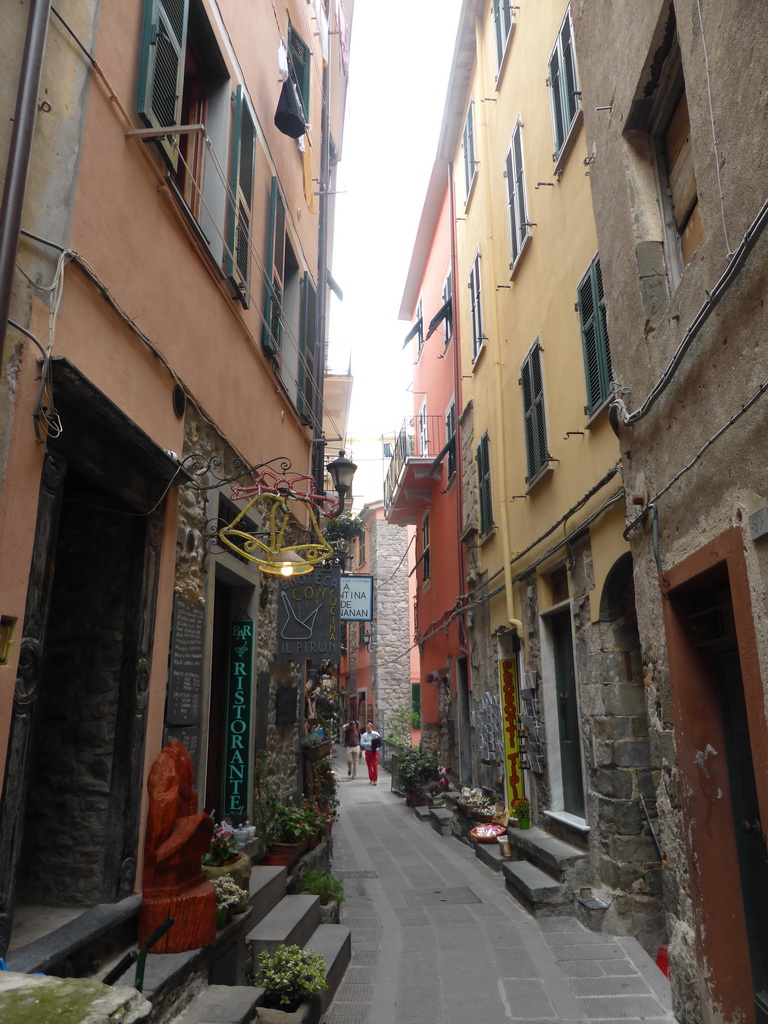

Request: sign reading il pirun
left=277, top=566, right=340, bottom=663
left=223, top=615, right=254, bottom=816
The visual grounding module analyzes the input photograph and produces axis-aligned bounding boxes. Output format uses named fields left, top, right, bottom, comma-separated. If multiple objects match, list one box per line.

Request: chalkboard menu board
left=165, top=725, right=201, bottom=769
left=167, top=595, right=205, bottom=726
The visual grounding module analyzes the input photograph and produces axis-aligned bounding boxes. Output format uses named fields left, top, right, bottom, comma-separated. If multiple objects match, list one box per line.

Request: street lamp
left=325, top=451, right=357, bottom=517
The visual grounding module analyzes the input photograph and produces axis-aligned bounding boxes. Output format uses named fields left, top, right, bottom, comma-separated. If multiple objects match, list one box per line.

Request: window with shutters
left=136, top=0, right=256, bottom=305
left=462, top=101, right=477, bottom=202
left=469, top=251, right=484, bottom=362
left=263, top=177, right=300, bottom=362
left=416, top=297, right=425, bottom=359
left=476, top=432, right=493, bottom=539
left=288, top=22, right=311, bottom=123
left=445, top=400, right=457, bottom=479
left=548, top=7, right=581, bottom=170
left=577, top=256, right=613, bottom=416
left=442, top=270, right=453, bottom=344
left=418, top=399, right=429, bottom=457
left=624, top=6, right=701, bottom=297
left=520, top=340, right=549, bottom=484
left=493, top=0, right=515, bottom=75
left=421, top=513, right=431, bottom=583
left=298, top=273, right=320, bottom=427
left=505, top=119, right=529, bottom=271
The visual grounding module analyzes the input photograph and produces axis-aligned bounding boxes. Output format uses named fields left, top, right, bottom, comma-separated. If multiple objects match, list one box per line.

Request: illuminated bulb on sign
left=280, top=563, right=294, bottom=577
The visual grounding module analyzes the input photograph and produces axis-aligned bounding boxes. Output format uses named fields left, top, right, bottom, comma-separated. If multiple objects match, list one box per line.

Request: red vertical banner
left=499, top=658, right=523, bottom=809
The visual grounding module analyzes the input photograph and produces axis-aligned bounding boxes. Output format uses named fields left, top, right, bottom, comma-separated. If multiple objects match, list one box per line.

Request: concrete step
left=506, top=826, right=586, bottom=884
left=501, top=860, right=574, bottom=916
left=413, top=806, right=431, bottom=823
left=473, top=841, right=508, bottom=873
left=246, top=895, right=321, bottom=956
left=174, top=983, right=261, bottom=1023
left=303, top=923, right=352, bottom=1011
left=249, top=864, right=288, bottom=921
left=429, top=808, right=453, bottom=836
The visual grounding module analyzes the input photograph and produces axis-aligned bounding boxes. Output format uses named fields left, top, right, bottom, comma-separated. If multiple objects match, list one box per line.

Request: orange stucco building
left=0, top=0, right=352, bottom=956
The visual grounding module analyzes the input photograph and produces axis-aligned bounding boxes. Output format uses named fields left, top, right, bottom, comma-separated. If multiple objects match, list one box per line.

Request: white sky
left=327, top=0, right=462, bottom=511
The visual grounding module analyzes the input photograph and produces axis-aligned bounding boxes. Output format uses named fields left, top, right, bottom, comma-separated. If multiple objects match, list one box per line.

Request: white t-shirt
left=360, top=730, right=381, bottom=751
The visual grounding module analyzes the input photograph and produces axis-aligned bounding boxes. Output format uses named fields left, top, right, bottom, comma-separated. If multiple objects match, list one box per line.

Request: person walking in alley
left=360, top=721, right=382, bottom=785
left=342, top=719, right=360, bottom=778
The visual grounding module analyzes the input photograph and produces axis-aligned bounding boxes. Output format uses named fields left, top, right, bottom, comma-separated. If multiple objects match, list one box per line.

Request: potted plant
left=315, top=760, right=339, bottom=836
left=212, top=874, right=249, bottom=927
left=396, top=746, right=439, bottom=806
left=301, top=732, right=332, bottom=762
left=266, top=803, right=317, bottom=869
left=253, top=943, right=327, bottom=1021
left=511, top=797, right=531, bottom=829
left=201, top=823, right=252, bottom=889
left=301, top=868, right=345, bottom=923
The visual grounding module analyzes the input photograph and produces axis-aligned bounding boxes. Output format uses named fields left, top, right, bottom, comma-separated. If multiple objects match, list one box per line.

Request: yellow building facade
left=442, top=0, right=664, bottom=948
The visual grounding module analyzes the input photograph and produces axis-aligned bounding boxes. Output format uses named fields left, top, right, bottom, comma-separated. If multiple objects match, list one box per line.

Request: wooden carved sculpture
left=139, top=740, right=216, bottom=952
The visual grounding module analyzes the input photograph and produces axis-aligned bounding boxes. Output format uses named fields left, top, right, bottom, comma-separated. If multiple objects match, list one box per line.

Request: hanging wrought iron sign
left=277, top=566, right=340, bottom=663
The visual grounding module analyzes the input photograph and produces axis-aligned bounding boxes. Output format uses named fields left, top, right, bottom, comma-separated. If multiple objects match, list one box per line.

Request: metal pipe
left=0, top=0, right=53, bottom=367
left=314, top=61, right=332, bottom=496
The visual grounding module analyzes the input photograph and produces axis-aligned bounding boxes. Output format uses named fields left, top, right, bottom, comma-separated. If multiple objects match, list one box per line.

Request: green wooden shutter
left=298, top=272, right=319, bottom=426
left=288, top=24, right=310, bottom=120
left=578, top=257, right=612, bottom=413
left=477, top=433, right=493, bottom=537
left=136, top=0, right=189, bottom=170
left=262, top=176, right=280, bottom=355
left=225, top=86, right=256, bottom=307
left=522, top=344, right=548, bottom=481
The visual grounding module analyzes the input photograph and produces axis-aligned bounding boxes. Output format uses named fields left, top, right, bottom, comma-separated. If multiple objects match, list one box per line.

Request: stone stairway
left=113, top=860, right=350, bottom=1023
left=425, top=803, right=590, bottom=921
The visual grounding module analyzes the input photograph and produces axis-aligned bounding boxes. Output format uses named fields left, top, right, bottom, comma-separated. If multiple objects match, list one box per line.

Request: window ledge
left=584, top=397, right=611, bottom=429
left=526, top=460, right=555, bottom=493
left=465, top=170, right=478, bottom=210
left=509, top=232, right=532, bottom=280
left=495, top=25, right=516, bottom=89
left=472, top=340, right=487, bottom=370
left=553, top=108, right=584, bottom=177
left=479, top=525, right=496, bottom=547
left=544, top=809, right=590, bottom=834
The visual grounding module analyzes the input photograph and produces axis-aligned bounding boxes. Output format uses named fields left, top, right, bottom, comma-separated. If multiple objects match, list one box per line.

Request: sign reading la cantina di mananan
left=277, top=566, right=340, bottom=663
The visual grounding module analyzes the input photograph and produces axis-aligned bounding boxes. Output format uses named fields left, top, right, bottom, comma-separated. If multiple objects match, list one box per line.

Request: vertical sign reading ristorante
left=223, top=616, right=254, bottom=816
left=499, top=658, right=523, bottom=809
left=277, top=567, right=340, bottom=663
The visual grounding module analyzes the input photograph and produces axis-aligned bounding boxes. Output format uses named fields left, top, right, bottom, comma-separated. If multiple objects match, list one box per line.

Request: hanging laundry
left=274, top=78, right=305, bottom=138
left=302, top=131, right=317, bottom=214
left=277, top=38, right=289, bottom=82
left=312, top=0, right=329, bottom=65
left=335, top=0, right=349, bottom=76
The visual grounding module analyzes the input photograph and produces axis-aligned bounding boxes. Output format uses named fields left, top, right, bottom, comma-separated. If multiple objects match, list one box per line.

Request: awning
left=425, top=297, right=452, bottom=341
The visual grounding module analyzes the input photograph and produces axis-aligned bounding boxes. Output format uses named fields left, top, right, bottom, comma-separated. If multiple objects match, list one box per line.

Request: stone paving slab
left=320, top=752, right=676, bottom=1024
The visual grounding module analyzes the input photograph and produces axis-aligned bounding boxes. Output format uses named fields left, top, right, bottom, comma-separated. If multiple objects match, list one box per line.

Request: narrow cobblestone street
left=322, top=751, right=675, bottom=1024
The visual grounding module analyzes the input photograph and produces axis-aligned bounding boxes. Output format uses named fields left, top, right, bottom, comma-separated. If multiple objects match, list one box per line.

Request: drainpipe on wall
left=313, top=60, right=331, bottom=494
left=0, top=0, right=52, bottom=368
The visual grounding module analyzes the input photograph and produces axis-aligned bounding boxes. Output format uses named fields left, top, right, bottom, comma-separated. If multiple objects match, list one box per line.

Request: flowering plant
left=511, top=797, right=531, bottom=820
left=270, top=802, right=318, bottom=844
left=202, top=823, right=239, bottom=866
left=212, top=874, right=248, bottom=909
left=255, top=944, right=327, bottom=1010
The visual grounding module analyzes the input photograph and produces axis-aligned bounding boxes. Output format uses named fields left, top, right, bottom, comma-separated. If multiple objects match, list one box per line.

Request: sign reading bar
left=277, top=566, right=340, bottom=663
left=499, top=657, right=524, bottom=810
left=339, top=574, right=373, bottom=621
left=223, top=616, right=254, bottom=816
left=167, top=595, right=205, bottom=726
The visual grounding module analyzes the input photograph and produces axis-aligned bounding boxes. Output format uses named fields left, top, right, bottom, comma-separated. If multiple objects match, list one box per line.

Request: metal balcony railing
left=383, top=415, right=446, bottom=514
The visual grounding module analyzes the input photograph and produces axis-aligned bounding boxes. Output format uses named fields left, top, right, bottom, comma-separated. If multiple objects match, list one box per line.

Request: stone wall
left=365, top=512, right=412, bottom=737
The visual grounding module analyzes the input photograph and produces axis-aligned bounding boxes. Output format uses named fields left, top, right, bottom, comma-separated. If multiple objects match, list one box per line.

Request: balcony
left=383, top=415, right=452, bottom=525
